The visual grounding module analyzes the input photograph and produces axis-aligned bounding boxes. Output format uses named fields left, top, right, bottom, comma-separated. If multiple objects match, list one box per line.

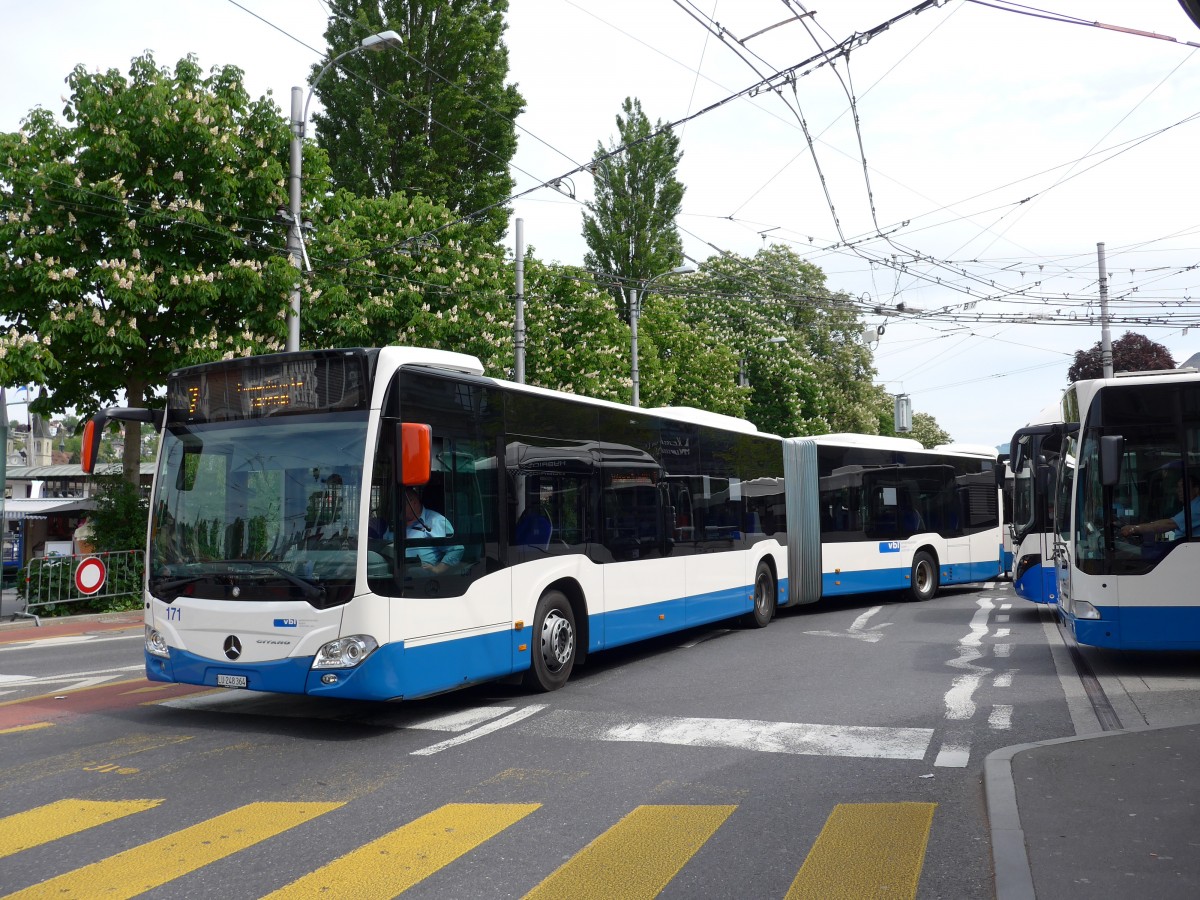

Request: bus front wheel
left=524, top=589, right=577, bottom=692
left=909, top=551, right=939, bottom=602
left=744, top=561, right=777, bottom=628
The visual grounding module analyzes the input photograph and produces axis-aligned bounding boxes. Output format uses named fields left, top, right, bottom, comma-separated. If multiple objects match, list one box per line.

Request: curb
left=984, top=719, right=1200, bottom=900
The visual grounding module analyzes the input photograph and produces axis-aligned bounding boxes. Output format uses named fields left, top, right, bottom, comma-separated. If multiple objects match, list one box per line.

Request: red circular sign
left=75, top=557, right=107, bottom=595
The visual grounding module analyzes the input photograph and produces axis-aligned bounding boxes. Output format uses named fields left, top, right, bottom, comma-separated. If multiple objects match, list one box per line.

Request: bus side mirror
left=80, top=412, right=108, bottom=474
left=398, top=423, right=431, bottom=486
left=1100, top=435, right=1124, bottom=487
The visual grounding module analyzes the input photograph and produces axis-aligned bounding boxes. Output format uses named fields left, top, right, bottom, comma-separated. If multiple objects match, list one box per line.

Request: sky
left=3, top=0, right=1200, bottom=448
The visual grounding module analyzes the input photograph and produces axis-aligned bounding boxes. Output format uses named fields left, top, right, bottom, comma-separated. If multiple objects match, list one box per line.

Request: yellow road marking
left=524, top=804, right=735, bottom=900
left=786, top=802, right=936, bottom=900
left=0, top=799, right=161, bottom=860
left=0, top=722, right=53, bottom=736
left=264, top=802, right=540, bottom=899
left=4, top=801, right=342, bottom=900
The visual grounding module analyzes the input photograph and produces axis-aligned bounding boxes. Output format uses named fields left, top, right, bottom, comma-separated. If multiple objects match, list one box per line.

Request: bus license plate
left=216, top=674, right=247, bottom=689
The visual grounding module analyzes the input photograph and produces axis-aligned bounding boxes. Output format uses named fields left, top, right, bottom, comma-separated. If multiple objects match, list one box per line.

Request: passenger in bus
left=397, top=486, right=463, bottom=574
left=1121, top=468, right=1200, bottom=540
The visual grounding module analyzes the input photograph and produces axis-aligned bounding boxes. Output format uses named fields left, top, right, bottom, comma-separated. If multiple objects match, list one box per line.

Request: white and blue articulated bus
left=783, top=434, right=1004, bottom=603
left=1008, top=404, right=1074, bottom=605
left=83, top=347, right=794, bottom=701
left=1054, top=368, right=1200, bottom=650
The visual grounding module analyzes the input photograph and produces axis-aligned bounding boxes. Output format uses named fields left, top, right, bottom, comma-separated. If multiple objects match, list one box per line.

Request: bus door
left=597, top=433, right=682, bottom=644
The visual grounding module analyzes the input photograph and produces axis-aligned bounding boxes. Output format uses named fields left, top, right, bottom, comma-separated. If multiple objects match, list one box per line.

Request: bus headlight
left=1073, top=600, right=1102, bottom=620
left=145, top=626, right=169, bottom=658
left=312, top=635, right=378, bottom=669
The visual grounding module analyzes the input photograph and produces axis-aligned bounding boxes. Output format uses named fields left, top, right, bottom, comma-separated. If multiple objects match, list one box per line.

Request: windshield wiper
left=150, top=561, right=325, bottom=602
left=150, top=575, right=208, bottom=600
left=241, top=563, right=326, bottom=601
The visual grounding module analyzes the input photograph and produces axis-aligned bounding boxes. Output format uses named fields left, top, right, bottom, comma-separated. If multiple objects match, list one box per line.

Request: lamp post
left=738, top=336, right=786, bottom=388
left=286, top=30, right=403, bottom=352
left=630, top=264, right=695, bottom=407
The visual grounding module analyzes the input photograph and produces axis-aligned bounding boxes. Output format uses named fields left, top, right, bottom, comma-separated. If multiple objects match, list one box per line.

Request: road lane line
left=787, top=802, right=936, bottom=899
left=0, top=721, right=53, bottom=736
left=0, top=799, right=161, bottom=859
left=524, top=805, right=734, bottom=900
left=264, top=803, right=540, bottom=899
left=411, top=704, right=548, bottom=756
left=520, top=711, right=933, bottom=760
left=4, top=801, right=342, bottom=900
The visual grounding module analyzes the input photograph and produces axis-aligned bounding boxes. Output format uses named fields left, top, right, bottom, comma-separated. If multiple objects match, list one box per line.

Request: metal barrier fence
left=18, top=550, right=144, bottom=626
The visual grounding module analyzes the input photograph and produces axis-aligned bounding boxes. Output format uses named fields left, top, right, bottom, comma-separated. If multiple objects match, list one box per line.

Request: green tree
left=312, top=0, right=524, bottom=244
left=583, top=97, right=685, bottom=321
left=1067, top=331, right=1175, bottom=382
left=909, top=411, right=951, bottom=449
left=518, top=257, right=634, bottom=402
left=692, top=246, right=877, bottom=437
left=303, top=188, right=514, bottom=372
left=0, top=54, right=306, bottom=482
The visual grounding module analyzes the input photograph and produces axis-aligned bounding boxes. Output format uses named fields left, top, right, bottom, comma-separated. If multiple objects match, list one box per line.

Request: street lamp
left=738, top=336, right=786, bottom=388
left=285, top=30, right=403, bottom=351
left=630, top=264, right=694, bottom=407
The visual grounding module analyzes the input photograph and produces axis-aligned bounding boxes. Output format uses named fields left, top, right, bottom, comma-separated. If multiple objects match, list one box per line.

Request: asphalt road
left=0, top=581, right=1143, bottom=898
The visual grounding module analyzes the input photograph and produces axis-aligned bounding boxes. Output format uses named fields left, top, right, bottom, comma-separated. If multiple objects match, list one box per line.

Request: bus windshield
left=149, top=412, right=368, bottom=607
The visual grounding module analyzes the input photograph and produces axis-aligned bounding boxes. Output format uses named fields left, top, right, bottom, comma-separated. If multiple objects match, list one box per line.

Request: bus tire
left=909, top=551, right=939, bottom=601
left=523, top=589, right=577, bottom=692
left=744, top=561, right=777, bottom=628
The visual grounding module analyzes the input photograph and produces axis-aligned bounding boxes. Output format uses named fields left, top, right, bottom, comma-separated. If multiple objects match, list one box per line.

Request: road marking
left=264, top=803, right=540, bottom=899
left=0, top=721, right=54, bottom=736
left=944, top=647, right=987, bottom=720
left=409, top=706, right=517, bottom=731
left=0, top=799, right=162, bottom=859
left=0, top=634, right=142, bottom=654
left=934, top=742, right=971, bottom=767
left=805, top=605, right=891, bottom=642
left=989, top=704, right=1013, bottom=730
left=960, top=598, right=994, bottom=647
left=993, top=671, right=1015, bottom=688
left=4, top=802, right=343, bottom=900
left=520, top=710, right=933, bottom=760
left=526, top=805, right=734, bottom=900
left=787, top=802, right=936, bottom=899
left=412, top=704, right=549, bottom=756
left=994, top=643, right=1012, bottom=657
left=0, top=665, right=143, bottom=689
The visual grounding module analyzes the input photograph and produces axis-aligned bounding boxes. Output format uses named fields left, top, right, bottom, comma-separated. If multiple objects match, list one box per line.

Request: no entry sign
left=74, top=556, right=107, bottom=595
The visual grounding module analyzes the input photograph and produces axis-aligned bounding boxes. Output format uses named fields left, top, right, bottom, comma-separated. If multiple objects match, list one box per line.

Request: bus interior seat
left=515, top=507, right=552, bottom=550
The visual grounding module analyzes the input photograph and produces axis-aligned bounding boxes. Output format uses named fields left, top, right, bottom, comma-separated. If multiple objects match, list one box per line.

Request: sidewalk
left=0, top=584, right=141, bottom=635
left=986, top=612, right=1200, bottom=899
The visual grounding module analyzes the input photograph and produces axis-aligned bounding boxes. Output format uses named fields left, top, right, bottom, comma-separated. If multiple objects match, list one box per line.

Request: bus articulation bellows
left=83, top=347, right=1002, bottom=700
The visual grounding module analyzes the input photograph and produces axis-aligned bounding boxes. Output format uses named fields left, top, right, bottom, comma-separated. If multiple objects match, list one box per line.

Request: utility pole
left=287, top=87, right=304, bottom=352
left=1098, top=242, right=1113, bottom=378
left=630, top=286, right=641, bottom=407
left=514, top=218, right=526, bottom=383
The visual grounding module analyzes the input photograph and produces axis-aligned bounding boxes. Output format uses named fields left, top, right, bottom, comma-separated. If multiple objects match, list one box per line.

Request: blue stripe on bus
left=821, top=560, right=1002, bottom=597
left=1013, top=562, right=1058, bottom=604
left=148, top=579, right=772, bottom=701
left=1066, top=604, right=1200, bottom=651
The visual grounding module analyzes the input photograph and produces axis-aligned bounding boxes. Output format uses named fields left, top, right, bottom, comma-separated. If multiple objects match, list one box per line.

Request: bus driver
left=398, top=487, right=462, bottom=575
left=1121, top=468, right=1200, bottom=541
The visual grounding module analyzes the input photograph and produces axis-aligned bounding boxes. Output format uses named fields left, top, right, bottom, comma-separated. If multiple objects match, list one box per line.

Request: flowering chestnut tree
left=0, top=54, right=303, bottom=480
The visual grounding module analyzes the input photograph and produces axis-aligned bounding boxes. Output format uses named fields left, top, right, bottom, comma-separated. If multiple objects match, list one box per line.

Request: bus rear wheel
left=523, top=589, right=577, bottom=692
left=744, top=561, right=777, bottom=628
left=908, top=551, right=939, bottom=601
